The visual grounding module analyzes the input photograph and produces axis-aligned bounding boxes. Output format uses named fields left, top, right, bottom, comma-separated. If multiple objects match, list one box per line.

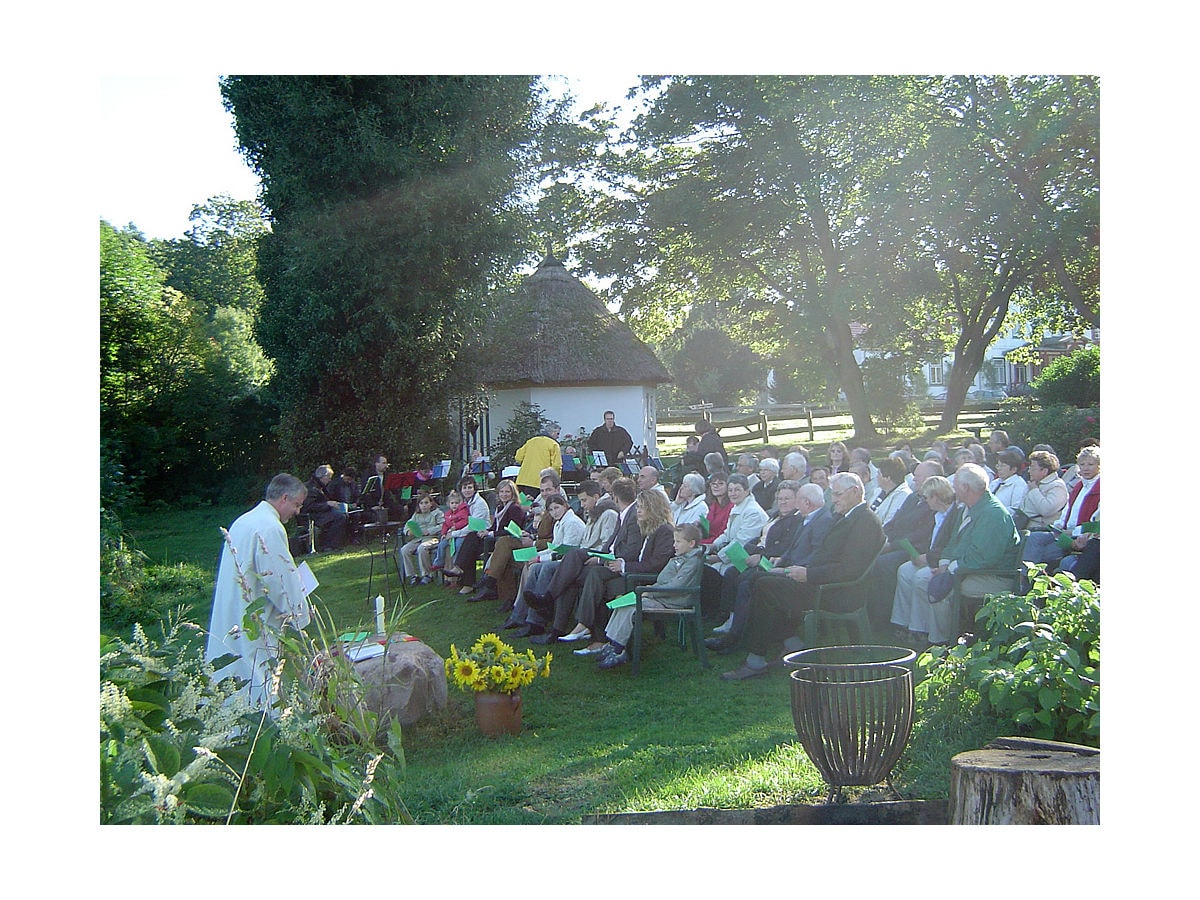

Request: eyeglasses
left=830, top=489, right=849, bottom=498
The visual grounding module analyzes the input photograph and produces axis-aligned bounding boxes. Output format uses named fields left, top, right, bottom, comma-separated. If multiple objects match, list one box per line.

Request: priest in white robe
left=205, top=473, right=311, bottom=710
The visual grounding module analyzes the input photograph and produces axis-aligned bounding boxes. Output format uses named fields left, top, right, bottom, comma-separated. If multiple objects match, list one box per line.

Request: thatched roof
left=477, top=253, right=671, bottom=388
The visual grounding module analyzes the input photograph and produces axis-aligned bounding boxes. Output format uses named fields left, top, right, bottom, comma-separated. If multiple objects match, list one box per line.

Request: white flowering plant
left=100, top=609, right=411, bottom=824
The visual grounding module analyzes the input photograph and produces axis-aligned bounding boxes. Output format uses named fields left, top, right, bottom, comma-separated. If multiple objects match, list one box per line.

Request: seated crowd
left=298, top=423, right=1099, bottom=679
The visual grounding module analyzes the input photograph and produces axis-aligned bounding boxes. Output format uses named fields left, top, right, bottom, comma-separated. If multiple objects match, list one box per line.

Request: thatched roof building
left=470, top=252, right=670, bottom=458
left=480, top=252, right=670, bottom=388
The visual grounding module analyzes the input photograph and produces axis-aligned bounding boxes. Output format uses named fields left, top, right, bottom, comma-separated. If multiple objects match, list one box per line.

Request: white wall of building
left=488, top=385, right=657, bottom=454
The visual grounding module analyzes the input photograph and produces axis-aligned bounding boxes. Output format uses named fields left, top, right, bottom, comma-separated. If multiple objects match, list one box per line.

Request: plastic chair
left=629, top=569, right=707, bottom=676
left=952, top=530, right=1030, bottom=634
left=802, top=536, right=887, bottom=648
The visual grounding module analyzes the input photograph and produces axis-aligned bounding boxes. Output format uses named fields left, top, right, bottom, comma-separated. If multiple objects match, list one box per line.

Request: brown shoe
left=720, top=663, right=769, bottom=681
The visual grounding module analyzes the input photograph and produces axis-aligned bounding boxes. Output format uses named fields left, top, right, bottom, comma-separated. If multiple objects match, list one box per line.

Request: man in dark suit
left=531, top=478, right=641, bottom=643
left=588, top=410, right=635, bottom=467
left=721, top=472, right=885, bottom=680
left=707, top=482, right=831, bottom=652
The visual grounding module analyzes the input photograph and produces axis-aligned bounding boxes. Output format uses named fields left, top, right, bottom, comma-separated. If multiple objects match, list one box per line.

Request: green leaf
left=143, top=735, right=181, bottom=776
left=987, top=682, right=1007, bottom=709
left=181, top=781, right=237, bottom=820
left=1038, top=687, right=1060, bottom=711
left=126, top=686, right=171, bottom=712
left=208, top=652, right=241, bottom=671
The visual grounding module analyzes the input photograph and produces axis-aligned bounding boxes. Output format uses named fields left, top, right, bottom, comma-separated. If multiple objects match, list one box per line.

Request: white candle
left=374, top=595, right=386, bottom=635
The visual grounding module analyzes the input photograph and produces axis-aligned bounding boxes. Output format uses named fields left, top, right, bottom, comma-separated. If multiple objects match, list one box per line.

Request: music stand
left=363, top=519, right=408, bottom=619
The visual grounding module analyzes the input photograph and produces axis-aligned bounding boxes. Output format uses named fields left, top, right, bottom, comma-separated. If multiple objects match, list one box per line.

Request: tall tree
left=220, top=76, right=543, bottom=467
left=887, top=76, right=1100, bottom=428
left=549, top=75, right=1098, bottom=435
left=153, top=195, right=275, bottom=394
left=101, top=220, right=235, bottom=500
left=560, top=76, right=951, bottom=439
left=940, top=76, right=1099, bottom=328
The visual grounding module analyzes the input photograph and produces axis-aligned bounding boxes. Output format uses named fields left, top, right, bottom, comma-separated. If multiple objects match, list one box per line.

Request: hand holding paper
left=723, top=542, right=750, bottom=573
left=606, top=591, right=637, bottom=609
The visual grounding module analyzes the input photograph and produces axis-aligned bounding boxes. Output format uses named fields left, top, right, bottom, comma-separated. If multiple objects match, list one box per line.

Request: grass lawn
left=118, top=430, right=1008, bottom=823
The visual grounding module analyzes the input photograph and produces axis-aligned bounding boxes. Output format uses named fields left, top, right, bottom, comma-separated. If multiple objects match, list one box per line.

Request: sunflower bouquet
left=445, top=633, right=552, bottom=694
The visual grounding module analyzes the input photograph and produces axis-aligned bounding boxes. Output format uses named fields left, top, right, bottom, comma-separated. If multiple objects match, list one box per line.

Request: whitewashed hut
left=472, top=252, right=670, bottom=458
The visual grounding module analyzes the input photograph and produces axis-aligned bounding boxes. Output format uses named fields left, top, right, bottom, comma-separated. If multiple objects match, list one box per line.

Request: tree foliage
left=543, top=75, right=1098, bottom=435
left=220, top=76, right=545, bottom=468
left=100, top=218, right=281, bottom=504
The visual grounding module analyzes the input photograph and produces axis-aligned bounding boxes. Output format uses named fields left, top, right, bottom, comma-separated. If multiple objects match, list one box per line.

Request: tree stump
left=949, top=736, right=1099, bottom=824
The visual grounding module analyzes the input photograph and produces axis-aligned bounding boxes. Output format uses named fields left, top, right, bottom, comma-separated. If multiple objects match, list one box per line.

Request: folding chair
left=629, top=568, right=708, bottom=676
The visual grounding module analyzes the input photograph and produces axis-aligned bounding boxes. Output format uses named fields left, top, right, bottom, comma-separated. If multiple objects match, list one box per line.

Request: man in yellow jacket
left=515, top=423, right=562, bottom=499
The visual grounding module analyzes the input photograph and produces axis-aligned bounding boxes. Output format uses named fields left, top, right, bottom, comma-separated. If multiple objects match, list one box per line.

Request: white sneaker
left=712, top=614, right=734, bottom=634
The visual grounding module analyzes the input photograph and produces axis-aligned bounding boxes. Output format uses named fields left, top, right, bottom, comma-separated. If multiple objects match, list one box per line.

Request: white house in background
left=918, top=324, right=1100, bottom=401
left=844, top=319, right=1099, bottom=402
left=471, top=253, right=671, bottom=460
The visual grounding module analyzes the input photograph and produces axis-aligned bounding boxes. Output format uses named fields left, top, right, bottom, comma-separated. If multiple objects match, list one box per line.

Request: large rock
left=351, top=638, right=448, bottom=727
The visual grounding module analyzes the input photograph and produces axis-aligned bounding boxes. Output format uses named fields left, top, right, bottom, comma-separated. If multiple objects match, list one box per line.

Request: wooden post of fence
left=759, top=410, right=769, bottom=444
left=806, top=408, right=814, bottom=442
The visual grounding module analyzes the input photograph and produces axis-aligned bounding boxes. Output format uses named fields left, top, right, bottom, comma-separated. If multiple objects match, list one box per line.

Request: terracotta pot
left=474, top=690, right=522, bottom=737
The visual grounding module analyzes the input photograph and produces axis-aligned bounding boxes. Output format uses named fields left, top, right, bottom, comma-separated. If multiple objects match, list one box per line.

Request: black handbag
left=927, top=569, right=956, bottom=603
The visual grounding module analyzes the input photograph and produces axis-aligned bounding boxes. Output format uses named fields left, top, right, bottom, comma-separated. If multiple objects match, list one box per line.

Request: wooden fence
left=656, top=403, right=1001, bottom=451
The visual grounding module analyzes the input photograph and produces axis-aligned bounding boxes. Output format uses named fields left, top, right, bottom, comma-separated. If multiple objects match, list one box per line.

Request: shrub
left=100, top=610, right=412, bottom=824
left=915, top=570, right=1100, bottom=747
left=100, top=508, right=153, bottom=630
left=1031, top=346, right=1099, bottom=407
left=993, top=398, right=1099, bottom=461
left=490, top=401, right=555, bottom=469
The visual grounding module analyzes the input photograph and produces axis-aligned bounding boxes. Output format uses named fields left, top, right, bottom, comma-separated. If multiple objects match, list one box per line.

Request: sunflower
left=452, top=657, right=481, bottom=688
left=473, top=633, right=508, bottom=656
left=446, top=634, right=553, bottom=695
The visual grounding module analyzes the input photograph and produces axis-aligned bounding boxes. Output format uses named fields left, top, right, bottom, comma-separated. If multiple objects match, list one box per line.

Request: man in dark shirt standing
left=588, top=410, right=634, bottom=467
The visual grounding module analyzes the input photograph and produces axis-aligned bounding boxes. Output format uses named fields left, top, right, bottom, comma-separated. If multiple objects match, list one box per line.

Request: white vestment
left=205, top=501, right=311, bottom=707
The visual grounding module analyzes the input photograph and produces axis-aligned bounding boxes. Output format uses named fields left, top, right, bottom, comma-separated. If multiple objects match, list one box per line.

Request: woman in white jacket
left=1018, top=449, right=1068, bottom=530
left=505, top=491, right=593, bottom=631
left=870, top=456, right=913, bottom=527
left=990, top=449, right=1030, bottom=513
left=706, top=473, right=768, bottom=575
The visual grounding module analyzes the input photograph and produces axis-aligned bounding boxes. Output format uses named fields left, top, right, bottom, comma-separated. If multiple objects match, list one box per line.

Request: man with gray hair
left=301, top=464, right=349, bottom=550
left=708, top=481, right=831, bottom=651
left=722, top=473, right=884, bottom=680
left=780, top=450, right=809, bottom=486
left=206, top=474, right=312, bottom=710
left=893, top=463, right=1020, bottom=645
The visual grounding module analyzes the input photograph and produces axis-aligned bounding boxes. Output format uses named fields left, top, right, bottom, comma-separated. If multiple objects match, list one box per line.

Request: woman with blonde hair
left=451, top=478, right=524, bottom=596
left=566, top=487, right=677, bottom=651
